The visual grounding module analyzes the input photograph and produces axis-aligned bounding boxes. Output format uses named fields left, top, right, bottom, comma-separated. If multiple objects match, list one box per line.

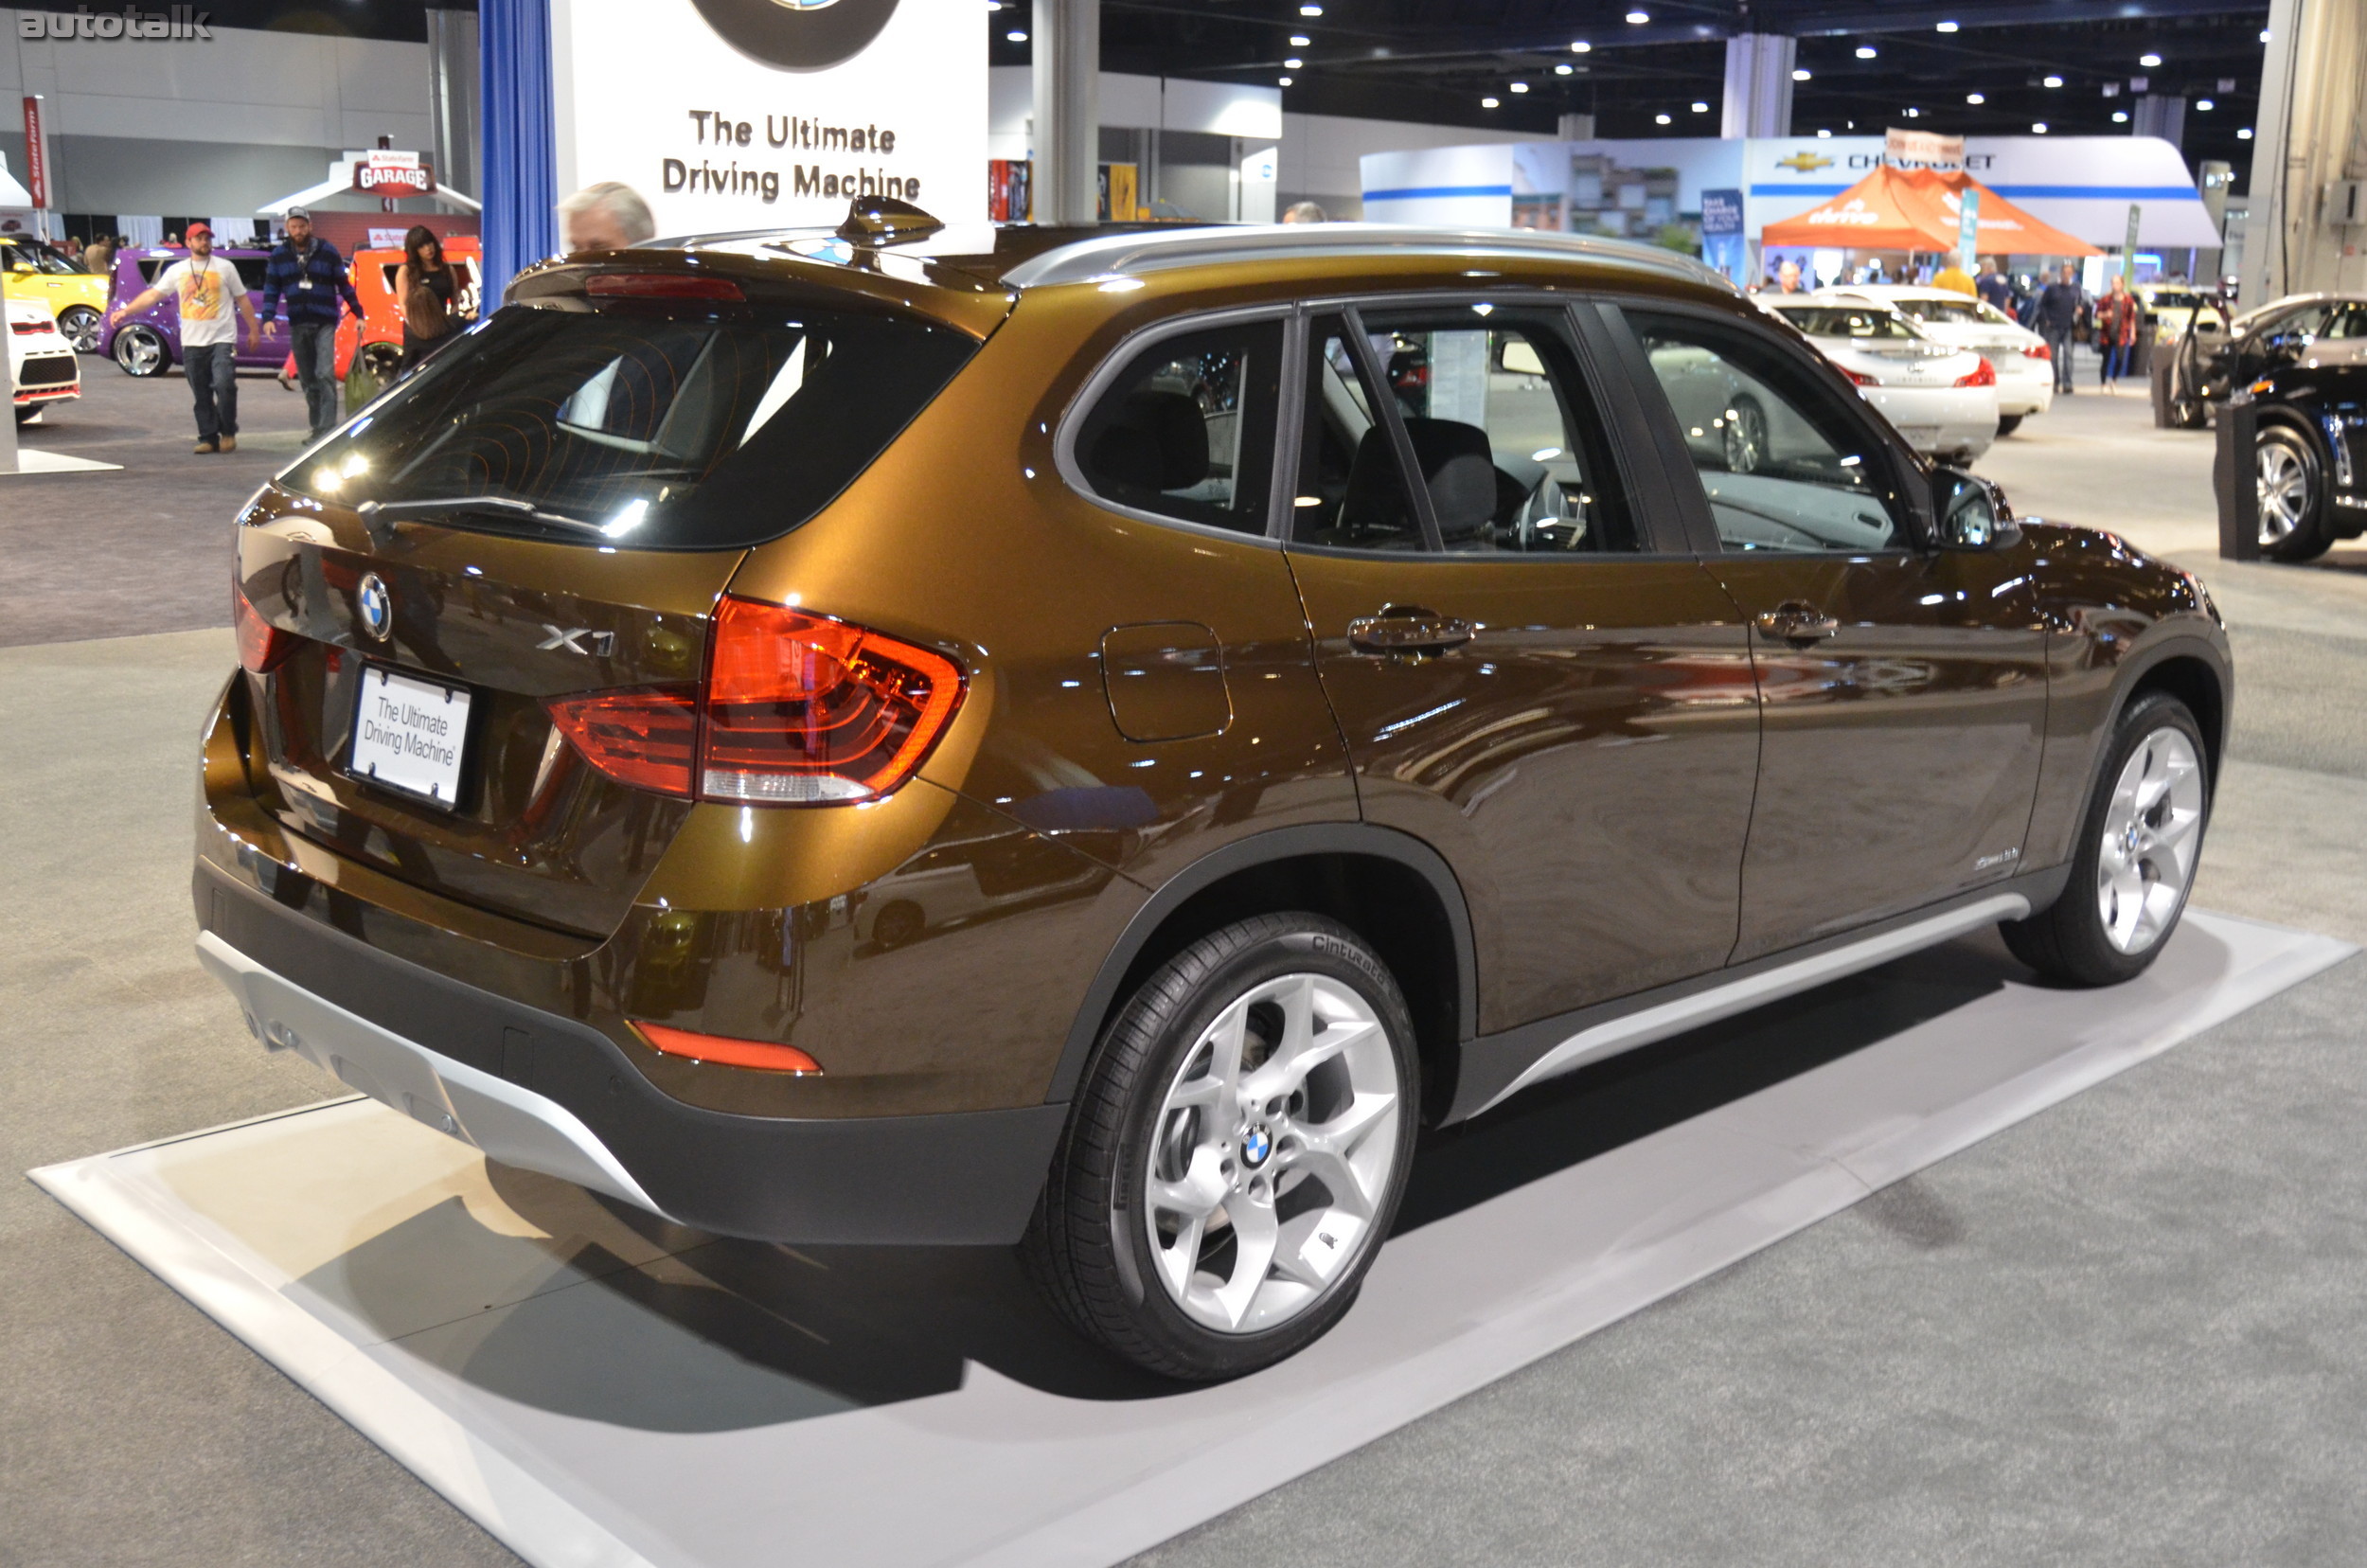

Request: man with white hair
left=558, top=183, right=657, bottom=254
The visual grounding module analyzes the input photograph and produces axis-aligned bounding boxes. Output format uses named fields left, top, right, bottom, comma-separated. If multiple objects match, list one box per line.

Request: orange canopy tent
left=1761, top=165, right=2100, bottom=257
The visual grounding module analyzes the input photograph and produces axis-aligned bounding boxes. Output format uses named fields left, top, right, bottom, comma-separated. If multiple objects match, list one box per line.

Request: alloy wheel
left=2094, top=726, right=2205, bottom=954
left=1142, top=971, right=1402, bottom=1335
left=2255, top=439, right=2310, bottom=545
left=115, top=327, right=163, bottom=377
left=1723, top=398, right=1767, bottom=473
left=59, top=307, right=101, bottom=354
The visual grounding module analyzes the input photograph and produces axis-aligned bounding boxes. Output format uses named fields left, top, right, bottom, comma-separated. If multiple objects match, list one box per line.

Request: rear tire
left=58, top=305, right=102, bottom=354
left=112, top=324, right=169, bottom=378
left=1996, top=414, right=2024, bottom=437
left=2002, top=692, right=2210, bottom=987
left=1722, top=394, right=1768, bottom=473
left=1024, top=914, right=1419, bottom=1381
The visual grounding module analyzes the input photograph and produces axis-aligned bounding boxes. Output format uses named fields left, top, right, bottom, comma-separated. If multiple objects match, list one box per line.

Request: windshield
left=281, top=301, right=978, bottom=549
left=1774, top=306, right=1919, bottom=341
left=3, top=241, right=81, bottom=276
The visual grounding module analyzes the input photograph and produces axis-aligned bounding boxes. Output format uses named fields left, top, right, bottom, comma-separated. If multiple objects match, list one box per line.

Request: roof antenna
left=839, top=196, right=944, bottom=245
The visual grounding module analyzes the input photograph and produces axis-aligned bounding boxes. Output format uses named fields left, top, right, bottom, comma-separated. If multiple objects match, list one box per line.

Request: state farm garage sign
left=351, top=152, right=437, bottom=197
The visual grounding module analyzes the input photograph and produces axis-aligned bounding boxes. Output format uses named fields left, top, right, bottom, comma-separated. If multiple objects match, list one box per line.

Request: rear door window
left=280, top=301, right=980, bottom=550
left=1070, top=318, right=1282, bottom=535
left=233, top=258, right=268, bottom=291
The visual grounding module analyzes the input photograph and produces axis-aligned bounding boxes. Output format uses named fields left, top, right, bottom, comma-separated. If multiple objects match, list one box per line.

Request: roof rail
left=998, top=222, right=1738, bottom=294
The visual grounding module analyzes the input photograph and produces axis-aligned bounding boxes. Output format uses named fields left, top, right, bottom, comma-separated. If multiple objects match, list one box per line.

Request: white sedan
left=1758, top=297, right=1999, bottom=463
left=8, top=296, right=80, bottom=424
left=1823, top=284, right=2054, bottom=433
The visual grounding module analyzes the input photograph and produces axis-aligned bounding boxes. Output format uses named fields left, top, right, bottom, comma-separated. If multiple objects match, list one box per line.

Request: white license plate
left=348, top=665, right=472, bottom=810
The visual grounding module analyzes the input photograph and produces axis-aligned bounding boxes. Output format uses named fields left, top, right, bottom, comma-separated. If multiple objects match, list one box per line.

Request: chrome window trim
left=1052, top=301, right=1298, bottom=548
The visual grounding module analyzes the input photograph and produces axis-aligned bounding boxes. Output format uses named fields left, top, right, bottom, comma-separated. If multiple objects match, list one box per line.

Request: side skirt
left=1446, top=866, right=2071, bottom=1124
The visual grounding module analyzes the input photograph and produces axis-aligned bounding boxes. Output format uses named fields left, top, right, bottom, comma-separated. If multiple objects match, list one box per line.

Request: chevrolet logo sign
left=1777, top=151, right=1837, bottom=172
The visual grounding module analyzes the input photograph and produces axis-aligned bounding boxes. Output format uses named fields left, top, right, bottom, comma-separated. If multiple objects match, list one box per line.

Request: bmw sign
left=357, top=573, right=393, bottom=641
left=687, top=0, right=899, bottom=71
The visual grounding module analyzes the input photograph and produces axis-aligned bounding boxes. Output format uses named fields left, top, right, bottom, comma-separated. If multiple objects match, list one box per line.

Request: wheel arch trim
left=1044, top=823, right=1479, bottom=1105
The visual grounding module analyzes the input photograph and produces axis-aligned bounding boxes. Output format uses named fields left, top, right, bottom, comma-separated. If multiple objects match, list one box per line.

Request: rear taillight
left=633, top=1022, right=822, bottom=1075
left=1841, top=366, right=1877, bottom=386
left=702, top=596, right=963, bottom=804
left=545, top=597, right=963, bottom=806
left=2023, top=342, right=2053, bottom=361
left=232, top=579, right=294, bottom=673
left=1955, top=358, right=1998, bottom=387
left=544, top=689, right=699, bottom=796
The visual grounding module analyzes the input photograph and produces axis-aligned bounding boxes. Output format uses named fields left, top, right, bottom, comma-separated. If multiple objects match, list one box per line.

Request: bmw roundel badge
left=357, top=573, right=393, bottom=641
left=688, top=0, right=899, bottom=71
left=1241, top=1127, right=1272, bottom=1168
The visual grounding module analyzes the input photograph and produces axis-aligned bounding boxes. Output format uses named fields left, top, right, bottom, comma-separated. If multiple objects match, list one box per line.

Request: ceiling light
left=1691, top=100, right=1709, bottom=113
left=1006, top=28, right=1025, bottom=41
left=1650, top=113, right=1670, bottom=124
left=2197, top=98, right=2215, bottom=111
left=1966, top=92, right=1984, bottom=104
left=1482, top=96, right=1500, bottom=108
left=2103, top=82, right=2119, bottom=97
left=1299, top=3, right=1322, bottom=14
left=1290, top=34, right=1309, bottom=45
left=1935, top=20, right=1959, bottom=33
left=1285, top=58, right=1302, bottom=68
left=1510, top=81, right=1529, bottom=93
left=1856, top=45, right=1877, bottom=59
left=2238, top=127, right=2253, bottom=139
left=1904, top=107, right=1920, bottom=117
left=2219, top=78, right=2236, bottom=92
left=2259, top=28, right=2270, bottom=43
left=2032, top=121, right=2048, bottom=134
left=1816, top=128, right=1832, bottom=138
left=1571, top=40, right=1592, bottom=53
left=1627, top=10, right=1650, bottom=24
left=1278, top=76, right=1292, bottom=85
left=2043, top=75, right=2062, bottom=88
left=1555, top=62, right=1574, bottom=75
left=2111, top=111, right=2128, bottom=123
left=2139, top=52, right=2162, bottom=67
left=1792, top=67, right=1811, bottom=80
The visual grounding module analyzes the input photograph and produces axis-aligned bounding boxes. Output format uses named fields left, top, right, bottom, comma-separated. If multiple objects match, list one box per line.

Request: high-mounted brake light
left=633, top=1022, right=823, bottom=1075
left=543, top=598, right=964, bottom=806
left=702, top=596, right=963, bottom=804
left=1955, top=358, right=1998, bottom=387
left=232, top=578, right=294, bottom=673
left=584, top=274, right=745, bottom=301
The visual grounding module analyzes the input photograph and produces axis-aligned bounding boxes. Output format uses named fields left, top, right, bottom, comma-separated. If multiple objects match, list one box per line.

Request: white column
left=2242, top=0, right=2367, bottom=302
left=1032, top=0, right=1101, bottom=225
left=1721, top=34, right=1795, bottom=140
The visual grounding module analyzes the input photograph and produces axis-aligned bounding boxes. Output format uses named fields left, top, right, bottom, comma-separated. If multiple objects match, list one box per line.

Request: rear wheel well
left=1102, top=853, right=1465, bottom=1123
left=2127, top=654, right=2226, bottom=787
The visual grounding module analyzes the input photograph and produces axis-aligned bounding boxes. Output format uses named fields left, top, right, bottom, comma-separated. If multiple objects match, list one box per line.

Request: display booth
left=1759, top=165, right=2100, bottom=283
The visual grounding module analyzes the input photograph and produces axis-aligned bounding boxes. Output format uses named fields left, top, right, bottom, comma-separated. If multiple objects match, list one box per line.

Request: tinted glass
left=1291, top=315, right=1424, bottom=551
left=1771, top=306, right=1918, bottom=340
left=280, top=301, right=978, bottom=551
left=232, top=258, right=268, bottom=291
left=1073, top=318, right=1280, bottom=535
left=1357, top=308, right=1637, bottom=554
left=1631, top=312, right=1908, bottom=554
left=1891, top=296, right=2007, bottom=328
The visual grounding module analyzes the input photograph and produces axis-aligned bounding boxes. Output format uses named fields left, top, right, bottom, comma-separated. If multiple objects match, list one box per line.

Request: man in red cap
left=108, top=223, right=263, bottom=453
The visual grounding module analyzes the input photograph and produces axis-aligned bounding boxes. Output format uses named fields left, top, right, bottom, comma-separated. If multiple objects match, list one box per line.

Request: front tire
left=112, top=324, right=169, bottom=378
left=1025, top=914, right=1419, bottom=1381
left=2002, top=692, right=2209, bottom=987
left=2255, top=425, right=2332, bottom=562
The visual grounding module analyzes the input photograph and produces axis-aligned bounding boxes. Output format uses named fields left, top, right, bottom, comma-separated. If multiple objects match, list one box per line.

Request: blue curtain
left=480, top=0, right=558, bottom=304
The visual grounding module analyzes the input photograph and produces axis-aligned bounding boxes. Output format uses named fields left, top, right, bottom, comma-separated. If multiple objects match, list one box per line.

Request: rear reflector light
left=632, top=1022, right=822, bottom=1075
left=233, top=578, right=294, bottom=673
left=9, top=319, right=54, bottom=335
left=544, top=689, right=699, bottom=796
left=701, top=596, right=962, bottom=804
left=1955, top=358, right=1998, bottom=387
left=584, top=273, right=745, bottom=301
left=2023, top=342, right=2053, bottom=361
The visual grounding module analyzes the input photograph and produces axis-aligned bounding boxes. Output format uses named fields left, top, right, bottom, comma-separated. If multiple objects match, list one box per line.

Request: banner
left=551, top=0, right=986, bottom=235
left=21, top=98, right=46, bottom=209
left=1957, top=186, right=1980, bottom=273
left=1883, top=127, right=1964, bottom=171
left=351, top=151, right=438, bottom=198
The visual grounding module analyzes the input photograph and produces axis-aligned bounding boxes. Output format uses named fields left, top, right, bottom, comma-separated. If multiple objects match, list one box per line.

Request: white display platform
left=0, top=446, right=121, bottom=474
left=31, top=911, right=2353, bottom=1568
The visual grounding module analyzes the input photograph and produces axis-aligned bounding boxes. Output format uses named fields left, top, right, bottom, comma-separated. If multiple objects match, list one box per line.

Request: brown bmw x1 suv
left=196, top=203, right=2230, bottom=1380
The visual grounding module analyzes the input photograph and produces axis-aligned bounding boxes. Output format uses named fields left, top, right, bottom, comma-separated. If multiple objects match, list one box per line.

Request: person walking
left=258, top=206, right=365, bottom=442
left=557, top=182, right=656, bottom=255
left=393, top=225, right=462, bottom=371
left=1975, top=259, right=2013, bottom=312
left=2094, top=274, right=2141, bottom=394
left=2035, top=262, right=2085, bottom=396
left=1932, top=258, right=1977, bottom=297
left=104, top=223, right=261, bottom=454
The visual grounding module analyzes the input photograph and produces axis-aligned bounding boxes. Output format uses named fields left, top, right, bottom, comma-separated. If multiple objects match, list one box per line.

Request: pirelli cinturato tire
left=1024, top=914, right=1419, bottom=1381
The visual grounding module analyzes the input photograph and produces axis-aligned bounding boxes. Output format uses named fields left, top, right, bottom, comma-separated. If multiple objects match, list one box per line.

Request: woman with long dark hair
left=394, top=225, right=459, bottom=370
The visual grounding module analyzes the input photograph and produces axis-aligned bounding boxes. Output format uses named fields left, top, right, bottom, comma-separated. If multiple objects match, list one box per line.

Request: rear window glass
left=280, top=301, right=979, bottom=550
left=1771, top=306, right=1917, bottom=340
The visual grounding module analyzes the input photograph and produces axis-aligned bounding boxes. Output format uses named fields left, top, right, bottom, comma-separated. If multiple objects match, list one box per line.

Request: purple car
left=98, top=246, right=294, bottom=378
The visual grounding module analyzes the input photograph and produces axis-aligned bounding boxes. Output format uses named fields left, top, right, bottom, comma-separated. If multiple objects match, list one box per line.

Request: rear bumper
left=194, top=864, right=1066, bottom=1245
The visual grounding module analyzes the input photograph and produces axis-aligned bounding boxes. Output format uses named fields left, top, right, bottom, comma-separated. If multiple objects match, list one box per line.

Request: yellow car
left=2135, top=282, right=2219, bottom=347
left=0, top=236, right=112, bottom=353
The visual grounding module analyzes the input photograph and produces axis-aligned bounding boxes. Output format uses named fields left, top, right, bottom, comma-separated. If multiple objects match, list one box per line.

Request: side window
left=1628, top=312, right=1909, bottom=554
left=234, top=258, right=269, bottom=291
left=1361, top=309, right=1638, bottom=554
left=1291, top=314, right=1424, bottom=550
left=2324, top=303, right=2367, bottom=340
left=138, top=258, right=169, bottom=286
left=1073, top=319, right=1282, bottom=535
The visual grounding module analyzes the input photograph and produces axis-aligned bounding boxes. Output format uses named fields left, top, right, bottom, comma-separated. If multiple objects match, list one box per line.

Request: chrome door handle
left=1348, top=608, right=1476, bottom=655
left=1754, top=603, right=1841, bottom=644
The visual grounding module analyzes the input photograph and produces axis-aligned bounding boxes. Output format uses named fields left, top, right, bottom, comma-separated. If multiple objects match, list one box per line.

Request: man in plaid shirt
left=258, top=206, right=365, bottom=442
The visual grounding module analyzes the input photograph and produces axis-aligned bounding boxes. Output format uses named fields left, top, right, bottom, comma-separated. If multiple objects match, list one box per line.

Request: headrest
left=1090, top=390, right=1209, bottom=494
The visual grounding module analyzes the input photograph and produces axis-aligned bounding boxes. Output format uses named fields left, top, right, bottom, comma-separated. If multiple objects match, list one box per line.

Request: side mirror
left=1931, top=468, right=2018, bottom=550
